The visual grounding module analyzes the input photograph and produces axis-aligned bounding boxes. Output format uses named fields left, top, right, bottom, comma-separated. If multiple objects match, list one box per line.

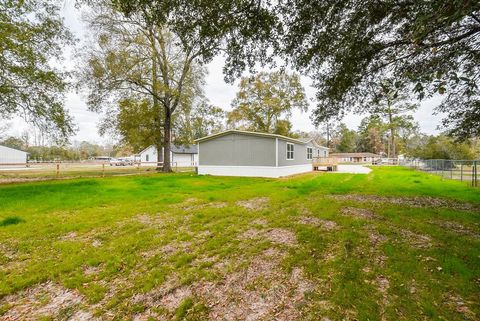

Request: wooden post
left=102, top=163, right=105, bottom=178
left=56, top=163, right=60, bottom=178
left=460, top=164, right=463, bottom=181
left=475, top=161, right=478, bottom=187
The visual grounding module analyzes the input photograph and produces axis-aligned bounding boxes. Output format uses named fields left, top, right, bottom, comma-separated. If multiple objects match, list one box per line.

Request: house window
left=146, top=154, right=149, bottom=162
left=286, top=143, right=294, bottom=160
left=307, top=147, right=313, bottom=160
left=324, top=150, right=327, bottom=157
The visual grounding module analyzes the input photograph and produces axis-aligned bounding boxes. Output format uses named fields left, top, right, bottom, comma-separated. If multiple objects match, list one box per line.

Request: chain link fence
left=400, top=159, right=479, bottom=187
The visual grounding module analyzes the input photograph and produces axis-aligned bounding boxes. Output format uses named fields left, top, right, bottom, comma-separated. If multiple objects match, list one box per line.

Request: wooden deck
left=313, top=157, right=338, bottom=171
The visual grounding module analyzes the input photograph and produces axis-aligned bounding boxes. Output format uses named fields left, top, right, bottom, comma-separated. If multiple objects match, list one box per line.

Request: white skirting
left=197, top=164, right=312, bottom=178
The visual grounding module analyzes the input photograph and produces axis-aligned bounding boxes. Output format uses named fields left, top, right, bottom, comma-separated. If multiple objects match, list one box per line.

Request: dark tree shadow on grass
left=0, top=216, right=24, bottom=227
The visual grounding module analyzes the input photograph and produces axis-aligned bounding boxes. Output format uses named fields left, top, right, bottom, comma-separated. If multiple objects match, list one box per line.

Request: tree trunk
left=155, top=146, right=163, bottom=170
left=163, top=107, right=172, bottom=172
left=390, top=127, right=395, bottom=158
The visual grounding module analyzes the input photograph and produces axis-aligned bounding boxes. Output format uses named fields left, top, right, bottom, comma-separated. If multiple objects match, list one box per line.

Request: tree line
left=306, top=121, right=479, bottom=160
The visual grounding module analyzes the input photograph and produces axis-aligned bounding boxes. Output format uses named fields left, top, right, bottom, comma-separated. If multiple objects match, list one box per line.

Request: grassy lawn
left=0, top=167, right=479, bottom=320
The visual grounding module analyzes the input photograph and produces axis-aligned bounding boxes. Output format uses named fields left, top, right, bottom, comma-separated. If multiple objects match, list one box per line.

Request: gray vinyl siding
left=199, top=133, right=276, bottom=166
left=277, top=140, right=312, bottom=166
left=315, top=146, right=329, bottom=158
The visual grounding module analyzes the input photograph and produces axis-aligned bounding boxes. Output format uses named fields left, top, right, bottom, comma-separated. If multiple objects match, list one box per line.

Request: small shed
left=195, top=130, right=329, bottom=178
left=0, top=145, right=28, bottom=165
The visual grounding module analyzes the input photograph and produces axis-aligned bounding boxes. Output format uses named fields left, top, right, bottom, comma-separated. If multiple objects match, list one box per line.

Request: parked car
left=110, top=158, right=134, bottom=166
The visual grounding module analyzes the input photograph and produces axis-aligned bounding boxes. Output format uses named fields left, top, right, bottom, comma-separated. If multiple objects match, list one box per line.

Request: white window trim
left=306, top=147, right=313, bottom=160
left=286, top=142, right=294, bottom=160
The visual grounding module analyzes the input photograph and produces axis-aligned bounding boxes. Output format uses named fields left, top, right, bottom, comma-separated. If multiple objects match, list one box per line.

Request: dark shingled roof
left=170, top=144, right=198, bottom=154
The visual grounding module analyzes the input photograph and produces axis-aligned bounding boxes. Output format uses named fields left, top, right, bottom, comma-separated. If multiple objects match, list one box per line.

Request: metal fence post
left=461, top=164, right=463, bottom=181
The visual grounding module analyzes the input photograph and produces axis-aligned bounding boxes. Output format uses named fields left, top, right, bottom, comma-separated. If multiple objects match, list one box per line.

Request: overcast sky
left=4, top=2, right=445, bottom=144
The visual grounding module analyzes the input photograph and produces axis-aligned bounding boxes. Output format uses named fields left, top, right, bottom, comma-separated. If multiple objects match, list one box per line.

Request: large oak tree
left=79, top=1, right=209, bottom=171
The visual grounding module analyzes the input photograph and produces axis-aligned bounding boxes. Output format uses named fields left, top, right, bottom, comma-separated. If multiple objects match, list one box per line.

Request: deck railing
left=312, top=157, right=338, bottom=171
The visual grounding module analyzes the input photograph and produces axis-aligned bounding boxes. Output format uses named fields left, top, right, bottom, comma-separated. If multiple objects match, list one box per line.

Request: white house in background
left=0, top=145, right=28, bottom=165
left=139, top=144, right=198, bottom=167
left=329, top=152, right=381, bottom=164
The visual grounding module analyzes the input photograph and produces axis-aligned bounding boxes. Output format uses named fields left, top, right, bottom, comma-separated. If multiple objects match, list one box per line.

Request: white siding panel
left=0, top=145, right=28, bottom=164
left=198, top=164, right=312, bottom=178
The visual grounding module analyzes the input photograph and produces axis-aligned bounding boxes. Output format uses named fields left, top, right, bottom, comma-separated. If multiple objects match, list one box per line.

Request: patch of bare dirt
left=236, top=197, right=270, bottom=211
left=193, top=250, right=313, bottom=320
left=60, top=231, right=78, bottom=240
left=210, top=202, right=228, bottom=208
left=83, top=265, right=102, bottom=277
left=328, top=194, right=478, bottom=211
left=240, top=228, right=298, bottom=246
left=367, top=228, right=388, bottom=247
left=160, top=286, right=193, bottom=310
left=171, top=198, right=229, bottom=212
left=322, top=243, right=341, bottom=261
left=131, top=248, right=314, bottom=320
left=0, top=243, right=17, bottom=261
left=251, top=218, right=269, bottom=226
left=297, top=205, right=313, bottom=216
left=376, top=275, right=390, bottom=318
left=444, top=292, right=477, bottom=320
left=265, top=228, right=298, bottom=246
left=239, top=228, right=263, bottom=240
left=0, top=281, right=89, bottom=320
left=399, top=229, right=432, bottom=248
left=161, top=240, right=192, bottom=256
left=298, top=216, right=338, bottom=231
left=432, top=220, right=479, bottom=238
left=340, top=206, right=376, bottom=219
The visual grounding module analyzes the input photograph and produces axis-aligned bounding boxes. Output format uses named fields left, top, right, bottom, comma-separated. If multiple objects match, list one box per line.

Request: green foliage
left=0, top=136, right=24, bottom=150
left=409, top=134, right=476, bottom=160
left=174, top=101, right=226, bottom=144
left=0, top=0, right=75, bottom=141
left=101, top=99, right=164, bottom=155
left=227, top=71, right=308, bottom=135
left=336, top=124, right=358, bottom=153
left=356, top=116, right=386, bottom=155
left=114, top=1, right=480, bottom=139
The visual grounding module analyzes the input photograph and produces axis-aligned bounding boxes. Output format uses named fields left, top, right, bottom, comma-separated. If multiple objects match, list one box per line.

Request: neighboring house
left=330, top=152, right=381, bottom=164
left=195, top=130, right=329, bottom=178
left=139, top=144, right=198, bottom=167
left=0, top=145, right=28, bottom=164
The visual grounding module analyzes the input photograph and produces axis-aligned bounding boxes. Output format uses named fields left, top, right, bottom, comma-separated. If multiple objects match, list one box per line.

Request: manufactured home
left=139, top=144, right=198, bottom=167
left=195, top=130, right=329, bottom=178
left=0, top=145, right=28, bottom=165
